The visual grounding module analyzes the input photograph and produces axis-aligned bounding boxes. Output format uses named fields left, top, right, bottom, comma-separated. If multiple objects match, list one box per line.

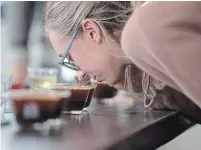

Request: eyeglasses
left=58, top=31, right=80, bottom=71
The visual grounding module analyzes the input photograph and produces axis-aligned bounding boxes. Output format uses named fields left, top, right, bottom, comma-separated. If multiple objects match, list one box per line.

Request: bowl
left=8, top=89, right=70, bottom=126
left=50, top=84, right=97, bottom=114
left=92, top=82, right=118, bottom=99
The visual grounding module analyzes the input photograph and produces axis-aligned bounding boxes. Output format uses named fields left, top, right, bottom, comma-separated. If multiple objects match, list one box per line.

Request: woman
left=44, top=1, right=201, bottom=122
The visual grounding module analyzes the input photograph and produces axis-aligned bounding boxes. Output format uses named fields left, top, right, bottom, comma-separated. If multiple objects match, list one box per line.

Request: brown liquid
left=63, top=88, right=89, bottom=111
left=12, top=93, right=63, bottom=126
left=85, top=88, right=95, bottom=108
left=51, top=85, right=96, bottom=112
left=94, top=83, right=117, bottom=99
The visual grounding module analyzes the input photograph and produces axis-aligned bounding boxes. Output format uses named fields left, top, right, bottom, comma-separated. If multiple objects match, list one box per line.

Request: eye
left=68, top=55, right=73, bottom=62
left=68, top=55, right=77, bottom=66
left=58, top=53, right=79, bottom=70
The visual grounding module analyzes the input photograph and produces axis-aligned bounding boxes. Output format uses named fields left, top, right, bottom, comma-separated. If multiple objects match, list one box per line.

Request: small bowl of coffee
left=50, top=84, right=97, bottom=114
left=92, top=82, right=118, bottom=99
left=8, top=89, right=70, bottom=127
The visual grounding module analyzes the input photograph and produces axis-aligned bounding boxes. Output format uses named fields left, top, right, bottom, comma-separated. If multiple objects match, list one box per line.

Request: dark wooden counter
left=1, top=94, right=194, bottom=150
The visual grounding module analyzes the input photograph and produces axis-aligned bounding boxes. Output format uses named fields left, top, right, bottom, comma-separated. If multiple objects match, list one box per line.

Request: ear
left=81, top=19, right=102, bottom=43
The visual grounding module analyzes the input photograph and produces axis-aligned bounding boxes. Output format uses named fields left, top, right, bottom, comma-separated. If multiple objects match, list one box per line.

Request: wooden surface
left=1, top=94, right=194, bottom=150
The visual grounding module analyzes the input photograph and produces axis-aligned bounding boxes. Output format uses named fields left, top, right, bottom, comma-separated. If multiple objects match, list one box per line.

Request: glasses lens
left=58, top=56, right=80, bottom=71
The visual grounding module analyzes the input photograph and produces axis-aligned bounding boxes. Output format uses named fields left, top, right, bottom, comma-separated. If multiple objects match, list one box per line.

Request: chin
left=111, top=83, right=124, bottom=90
left=105, top=79, right=121, bottom=89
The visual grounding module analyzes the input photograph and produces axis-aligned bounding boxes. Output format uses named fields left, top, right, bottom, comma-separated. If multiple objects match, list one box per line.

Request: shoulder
left=122, top=2, right=201, bottom=56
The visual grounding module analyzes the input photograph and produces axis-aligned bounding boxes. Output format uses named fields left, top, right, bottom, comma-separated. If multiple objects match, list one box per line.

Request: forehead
left=48, top=30, right=71, bottom=55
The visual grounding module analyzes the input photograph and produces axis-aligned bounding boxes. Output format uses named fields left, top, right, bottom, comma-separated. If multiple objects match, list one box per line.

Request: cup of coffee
left=92, top=82, right=118, bottom=99
left=83, top=87, right=96, bottom=110
left=50, top=84, right=97, bottom=114
left=7, top=89, right=70, bottom=127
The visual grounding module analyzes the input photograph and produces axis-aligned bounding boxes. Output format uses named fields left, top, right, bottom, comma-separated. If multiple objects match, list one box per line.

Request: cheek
left=70, top=38, right=112, bottom=73
left=71, top=48, right=107, bottom=73
left=70, top=49, right=92, bottom=69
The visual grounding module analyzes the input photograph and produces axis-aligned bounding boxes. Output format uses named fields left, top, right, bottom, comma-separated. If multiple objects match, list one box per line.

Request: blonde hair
left=44, top=1, right=166, bottom=108
left=44, top=1, right=132, bottom=58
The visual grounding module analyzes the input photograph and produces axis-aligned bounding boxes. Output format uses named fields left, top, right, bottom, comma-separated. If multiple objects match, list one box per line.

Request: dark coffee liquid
left=85, top=88, right=95, bottom=108
left=94, top=83, right=117, bottom=99
left=62, top=88, right=90, bottom=111
left=51, top=85, right=96, bottom=112
left=12, top=97, right=62, bottom=126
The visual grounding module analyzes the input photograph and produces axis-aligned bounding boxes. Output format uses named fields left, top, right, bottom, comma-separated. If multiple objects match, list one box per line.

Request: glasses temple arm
left=59, top=31, right=78, bottom=64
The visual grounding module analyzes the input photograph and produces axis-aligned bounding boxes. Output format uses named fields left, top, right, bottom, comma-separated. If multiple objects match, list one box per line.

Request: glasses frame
left=58, top=31, right=80, bottom=71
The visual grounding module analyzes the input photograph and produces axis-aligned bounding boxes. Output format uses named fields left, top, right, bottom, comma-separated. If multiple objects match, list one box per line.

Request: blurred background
left=1, top=1, right=77, bottom=87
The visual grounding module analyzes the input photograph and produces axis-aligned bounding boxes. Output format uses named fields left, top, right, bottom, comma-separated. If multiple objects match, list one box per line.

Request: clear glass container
left=28, top=68, right=58, bottom=89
